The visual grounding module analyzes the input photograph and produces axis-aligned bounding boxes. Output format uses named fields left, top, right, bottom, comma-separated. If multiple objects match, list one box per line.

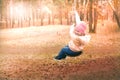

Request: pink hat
left=75, top=21, right=87, bottom=34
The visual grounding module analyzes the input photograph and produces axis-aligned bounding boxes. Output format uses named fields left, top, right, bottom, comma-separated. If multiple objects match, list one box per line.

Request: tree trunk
left=41, top=13, right=44, bottom=26
left=66, top=8, right=69, bottom=25
left=65, top=0, right=69, bottom=25
left=89, top=0, right=93, bottom=33
left=93, top=8, right=97, bottom=33
left=93, top=1, right=98, bottom=33
left=52, top=12, right=54, bottom=25
left=108, top=1, right=120, bottom=28
left=59, top=6, right=62, bottom=25
left=48, top=13, right=51, bottom=25
left=32, top=11, right=35, bottom=26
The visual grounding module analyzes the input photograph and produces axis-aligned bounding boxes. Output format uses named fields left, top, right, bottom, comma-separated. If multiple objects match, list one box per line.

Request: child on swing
left=54, top=11, right=91, bottom=60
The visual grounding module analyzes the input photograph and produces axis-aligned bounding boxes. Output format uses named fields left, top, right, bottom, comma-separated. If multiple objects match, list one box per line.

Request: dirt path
left=0, top=55, right=120, bottom=80
left=0, top=26, right=120, bottom=80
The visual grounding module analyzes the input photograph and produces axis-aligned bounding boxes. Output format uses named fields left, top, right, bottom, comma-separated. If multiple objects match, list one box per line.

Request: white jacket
left=68, top=25, right=91, bottom=52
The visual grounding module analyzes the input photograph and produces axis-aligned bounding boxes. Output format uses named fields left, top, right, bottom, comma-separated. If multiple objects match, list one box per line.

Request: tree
left=0, top=0, right=2, bottom=27
left=53, top=0, right=65, bottom=25
left=88, top=0, right=99, bottom=33
left=108, top=0, right=120, bottom=28
left=88, top=0, right=93, bottom=33
left=93, top=0, right=98, bottom=33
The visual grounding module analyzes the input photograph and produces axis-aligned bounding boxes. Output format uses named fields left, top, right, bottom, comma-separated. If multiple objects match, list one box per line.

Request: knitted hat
left=75, top=21, right=87, bottom=34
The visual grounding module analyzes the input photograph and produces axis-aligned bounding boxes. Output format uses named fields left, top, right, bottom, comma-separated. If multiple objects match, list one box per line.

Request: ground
left=0, top=22, right=120, bottom=80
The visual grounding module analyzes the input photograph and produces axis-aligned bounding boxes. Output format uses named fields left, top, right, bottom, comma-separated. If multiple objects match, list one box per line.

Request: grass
left=0, top=23, right=120, bottom=80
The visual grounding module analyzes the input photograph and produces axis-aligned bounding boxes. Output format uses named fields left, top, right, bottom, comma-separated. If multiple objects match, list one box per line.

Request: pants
left=55, top=45, right=82, bottom=60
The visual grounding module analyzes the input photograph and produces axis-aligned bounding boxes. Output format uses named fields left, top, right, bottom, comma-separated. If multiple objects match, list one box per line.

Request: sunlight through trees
left=0, top=0, right=120, bottom=33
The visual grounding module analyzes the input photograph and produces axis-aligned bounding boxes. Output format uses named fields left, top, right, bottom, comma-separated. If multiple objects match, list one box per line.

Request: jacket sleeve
left=79, top=35, right=91, bottom=44
left=69, top=24, right=76, bottom=39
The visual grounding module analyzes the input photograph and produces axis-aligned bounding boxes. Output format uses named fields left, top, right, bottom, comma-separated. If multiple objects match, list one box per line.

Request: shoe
left=54, top=56, right=61, bottom=60
left=53, top=56, right=65, bottom=61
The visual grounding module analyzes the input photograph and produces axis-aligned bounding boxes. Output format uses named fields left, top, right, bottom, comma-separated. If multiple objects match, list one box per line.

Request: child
left=54, top=21, right=91, bottom=60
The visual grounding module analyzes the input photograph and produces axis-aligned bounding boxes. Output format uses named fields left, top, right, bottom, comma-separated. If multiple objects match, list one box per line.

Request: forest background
left=0, top=0, right=120, bottom=33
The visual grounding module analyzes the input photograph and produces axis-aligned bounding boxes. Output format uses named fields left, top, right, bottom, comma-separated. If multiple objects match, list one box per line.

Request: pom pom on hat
left=75, top=21, right=87, bottom=34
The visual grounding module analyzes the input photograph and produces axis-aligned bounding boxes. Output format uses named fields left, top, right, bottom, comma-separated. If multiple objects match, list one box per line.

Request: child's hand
left=72, top=23, right=75, bottom=27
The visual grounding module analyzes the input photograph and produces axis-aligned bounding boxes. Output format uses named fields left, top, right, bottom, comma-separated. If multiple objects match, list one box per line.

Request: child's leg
left=66, top=51, right=82, bottom=57
left=55, top=46, right=69, bottom=60
left=63, top=46, right=83, bottom=57
left=55, top=46, right=83, bottom=60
